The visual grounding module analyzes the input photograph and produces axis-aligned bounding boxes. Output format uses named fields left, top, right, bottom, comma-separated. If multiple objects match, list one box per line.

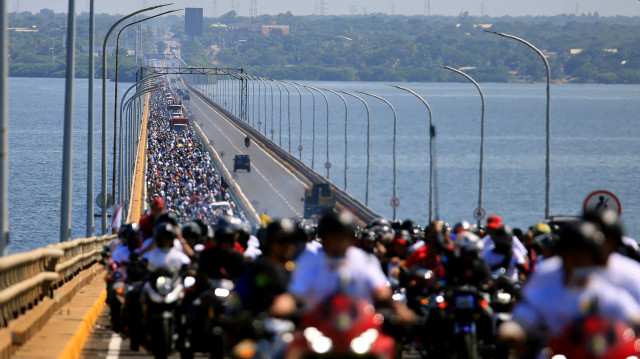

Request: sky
left=8, top=0, right=640, bottom=18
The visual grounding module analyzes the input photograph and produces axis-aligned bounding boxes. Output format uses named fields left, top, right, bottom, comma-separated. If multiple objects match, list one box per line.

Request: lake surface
left=7, top=77, right=640, bottom=253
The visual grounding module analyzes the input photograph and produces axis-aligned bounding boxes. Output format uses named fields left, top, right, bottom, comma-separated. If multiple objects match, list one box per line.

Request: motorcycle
left=179, top=277, right=235, bottom=359
left=285, top=292, right=397, bottom=359
left=140, top=269, right=186, bottom=359
left=244, top=136, right=251, bottom=148
left=420, top=284, right=494, bottom=359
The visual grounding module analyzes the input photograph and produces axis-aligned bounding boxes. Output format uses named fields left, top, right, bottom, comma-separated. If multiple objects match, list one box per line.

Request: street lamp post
left=113, top=9, right=181, bottom=207
left=283, top=81, right=304, bottom=160
left=274, top=80, right=292, bottom=153
left=261, top=77, right=275, bottom=140
left=86, top=0, right=95, bottom=237
left=339, top=91, right=370, bottom=206
left=298, top=83, right=317, bottom=170
left=357, top=91, right=398, bottom=221
left=321, top=88, right=349, bottom=191
left=60, top=0, right=77, bottom=242
left=101, top=3, right=171, bottom=234
left=441, top=66, right=485, bottom=226
left=305, top=86, right=331, bottom=179
left=390, top=85, right=436, bottom=222
left=485, top=30, right=551, bottom=219
left=0, top=0, right=8, bottom=254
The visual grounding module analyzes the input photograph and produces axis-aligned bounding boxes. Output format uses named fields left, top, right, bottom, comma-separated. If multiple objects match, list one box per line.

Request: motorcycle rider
left=147, top=221, right=191, bottom=273
left=499, top=218, right=640, bottom=357
left=272, top=209, right=416, bottom=322
left=198, top=216, right=246, bottom=280
left=482, top=224, right=529, bottom=283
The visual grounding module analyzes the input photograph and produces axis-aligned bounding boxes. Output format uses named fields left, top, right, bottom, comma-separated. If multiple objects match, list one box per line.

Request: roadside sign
left=473, top=207, right=486, bottom=221
left=324, top=161, right=332, bottom=169
left=232, top=173, right=239, bottom=180
left=584, top=190, right=621, bottom=215
left=390, top=197, right=400, bottom=208
left=96, top=192, right=113, bottom=208
left=298, top=145, right=304, bottom=152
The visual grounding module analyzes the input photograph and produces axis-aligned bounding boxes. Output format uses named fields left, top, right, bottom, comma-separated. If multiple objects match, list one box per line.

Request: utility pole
left=249, top=0, right=257, bottom=18
left=320, top=0, right=326, bottom=16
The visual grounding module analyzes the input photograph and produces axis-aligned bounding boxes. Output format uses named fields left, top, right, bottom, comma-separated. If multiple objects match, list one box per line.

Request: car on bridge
left=233, top=154, right=250, bottom=172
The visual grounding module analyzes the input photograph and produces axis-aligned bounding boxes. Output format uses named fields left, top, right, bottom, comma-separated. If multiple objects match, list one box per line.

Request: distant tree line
left=6, top=9, right=640, bottom=83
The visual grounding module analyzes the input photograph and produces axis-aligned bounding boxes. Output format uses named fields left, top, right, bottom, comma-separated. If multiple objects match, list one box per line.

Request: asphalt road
left=178, top=78, right=308, bottom=219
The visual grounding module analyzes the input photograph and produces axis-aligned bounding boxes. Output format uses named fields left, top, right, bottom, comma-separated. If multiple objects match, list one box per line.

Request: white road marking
left=106, top=333, right=122, bottom=359
left=190, top=93, right=302, bottom=216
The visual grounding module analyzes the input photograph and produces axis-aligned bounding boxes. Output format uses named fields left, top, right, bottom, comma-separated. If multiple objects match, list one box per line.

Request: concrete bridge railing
left=0, top=235, right=114, bottom=329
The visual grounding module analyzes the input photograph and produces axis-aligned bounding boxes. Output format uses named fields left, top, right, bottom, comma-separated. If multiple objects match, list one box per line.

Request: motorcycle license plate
left=454, top=294, right=475, bottom=309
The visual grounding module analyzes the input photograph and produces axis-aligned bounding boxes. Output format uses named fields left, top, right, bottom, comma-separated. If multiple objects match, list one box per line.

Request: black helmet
left=493, top=224, right=514, bottom=247
left=155, top=211, right=179, bottom=227
left=317, top=209, right=357, bottom=240
left=369, top=217, right=392, bottom=229
left=265, top=218, right=305, bottom=247
left=583, top=209, right=624, bottom=244
left=153, top=221, right=177, bottom=243
left=193, top=218, right=213, bottom=240
left=401, top=219, right=416, bottom=231
left=214, top=215, right=242, bottom=243
left=181, top=221, right=202, bottom=241
left=360, top=229, right=376, bottom=243
left=453, top=221, right=471, bottom=236
left=119, top=223, right=140, bottom=250
left=556, top=220, right=606, bottom=258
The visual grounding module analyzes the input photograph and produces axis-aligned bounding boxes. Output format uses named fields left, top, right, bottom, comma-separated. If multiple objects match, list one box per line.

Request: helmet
left=583, top=209, right=624, bottom=244
left=193, top=218, right=213, bottom=240
left=493, top=225, right=514, bottom=247
left=155, top=211, right=179, bottom=226
left=401, top=219, right=416, bottom=231
left=317, top=209, right=357, bottom=240
left=393, top=229, right=411, bottom=246
left=453, top=231, right=483, bottom=257
left=556, top=220, right=605, bottom=258
left=531, top=222, right=551, bottom=237
left=370, top=217, right=392, bottom=229
left=181, top=221, right=202, bottom=241
left=214, top=216, right=241, bottom=243
left=153, top=221, right=177, bottom=244
left=119, top=223, right=140, bottom=250
left=360, top=229, right=376, bottom=243
left=264, top=218, right=305, bottom=248
left=452, top=221, right=471, bottom=238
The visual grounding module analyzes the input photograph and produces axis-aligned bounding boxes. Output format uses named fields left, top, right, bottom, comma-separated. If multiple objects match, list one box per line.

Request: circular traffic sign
left=390, top=197, right=400, bottom=208
left=584, top=190, right=621, bottom=215
left=298, top=145, right=304, bottom=152
left=251, top=200, right=260, bottom=210
left=96, top=192, right=114, bottom=208
left=270, top=129, right=275, bottom=134
left=473, top=207, right=486, bottom=221
left=232, top=173, right=239, bottom=180
left=324, top=161, right=332, bottom=169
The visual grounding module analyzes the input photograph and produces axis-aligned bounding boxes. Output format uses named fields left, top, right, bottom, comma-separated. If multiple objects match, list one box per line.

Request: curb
left=57, top=289, right=107, bottom=359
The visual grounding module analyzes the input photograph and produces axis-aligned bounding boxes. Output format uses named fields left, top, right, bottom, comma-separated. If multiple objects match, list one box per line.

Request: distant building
left=262, top=24, right=290, bottom=36
left=570, top=49, right=584, bottom=55
left=228, top=23, right=261, bottom=32
left=185, top=8, right=203, bottom=36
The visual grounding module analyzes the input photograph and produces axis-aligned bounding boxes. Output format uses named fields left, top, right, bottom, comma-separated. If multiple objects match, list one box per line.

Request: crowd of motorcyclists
left=101, top=86, right=640, bottom=359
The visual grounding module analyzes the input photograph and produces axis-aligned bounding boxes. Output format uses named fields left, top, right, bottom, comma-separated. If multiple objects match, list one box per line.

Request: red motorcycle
left=285, top=293, right=396, bottom=359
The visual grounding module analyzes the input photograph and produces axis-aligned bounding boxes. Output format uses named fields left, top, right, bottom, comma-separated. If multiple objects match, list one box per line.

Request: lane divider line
left=106, top=333, right=122, bottom=359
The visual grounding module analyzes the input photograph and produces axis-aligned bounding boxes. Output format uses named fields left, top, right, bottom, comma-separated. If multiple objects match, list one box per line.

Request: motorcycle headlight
left=214, top=288, right=230, bottom=297
left=183, top=276, right=196, bottom=289
left=350, top=328, right=379, bottom=355
left=155, top=276, right=173, bottom=296
left=304, top=327, right=333, bottom=354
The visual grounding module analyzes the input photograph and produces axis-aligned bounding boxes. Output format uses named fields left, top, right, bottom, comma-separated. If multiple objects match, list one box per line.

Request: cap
left=486, top=215, right=502, bottom=229
left=151, top=197, right=165, bottom=208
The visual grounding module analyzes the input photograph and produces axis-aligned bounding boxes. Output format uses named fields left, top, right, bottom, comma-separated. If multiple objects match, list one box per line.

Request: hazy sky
left=8, top=0, right=640, bottom=18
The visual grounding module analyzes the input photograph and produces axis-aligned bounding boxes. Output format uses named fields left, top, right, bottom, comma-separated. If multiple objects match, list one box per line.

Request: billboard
left=185, top=8, right=203, bottom=36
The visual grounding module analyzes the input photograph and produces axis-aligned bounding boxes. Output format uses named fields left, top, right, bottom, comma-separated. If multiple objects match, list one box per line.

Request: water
left=235, top=81, right=640, bottom=236
left=7, top=77, right=133, bottom=253
left=7, top=78, right=640, bottom=253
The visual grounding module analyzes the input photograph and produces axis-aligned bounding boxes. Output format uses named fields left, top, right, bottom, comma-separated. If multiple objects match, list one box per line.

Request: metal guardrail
left=0, top=235, right=114, bottom=328
left=184, top=81, right=381, bottom=225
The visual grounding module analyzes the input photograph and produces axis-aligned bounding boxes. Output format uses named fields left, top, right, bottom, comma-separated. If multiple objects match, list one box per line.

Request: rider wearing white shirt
left=272, top=209, right=415, bottom=325
left=500, top=219, right=640, bottom=357
left=147, top=221, right=191, bottom=273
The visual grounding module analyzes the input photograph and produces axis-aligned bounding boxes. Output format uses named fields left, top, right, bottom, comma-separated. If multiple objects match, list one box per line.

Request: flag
left=261, top=213, right=273, bottom=228
left=111, top=205, right=123, bottom=233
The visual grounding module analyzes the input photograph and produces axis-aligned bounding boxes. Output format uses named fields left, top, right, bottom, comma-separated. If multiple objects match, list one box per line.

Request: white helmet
left=453, top=231, right=483, bottom=257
